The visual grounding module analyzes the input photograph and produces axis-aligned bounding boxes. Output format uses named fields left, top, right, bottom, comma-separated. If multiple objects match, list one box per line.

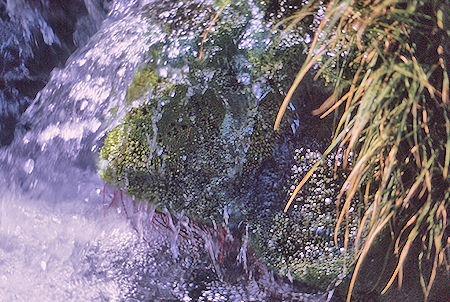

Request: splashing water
left=0, top=0, right=111, bottom=145
left=0, top=0, right=331, bottom=301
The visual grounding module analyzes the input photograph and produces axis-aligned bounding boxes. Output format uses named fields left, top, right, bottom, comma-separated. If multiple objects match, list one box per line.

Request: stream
left=0, top=0, right=332, bottom=301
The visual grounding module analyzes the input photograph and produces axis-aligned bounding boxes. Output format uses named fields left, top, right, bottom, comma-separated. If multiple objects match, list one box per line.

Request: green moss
left=243, top=92, right=283, bottom=172
left=125, top=66, right=162, bottom=105
left=99, top=6, right=245, bottom=223
left=99, top=125, right=125, bottom=185
left=100, top=125, right=123, bottom=162
left=246, top=33, right=307, bottom=90
left=191, top=89, right=226, bottom=137
left=153, top=86, right=225, bottom=176
left=99, top=105, right=155, bottom=189
left=245, top=144, right=359, bottom=289
left=99, top=82, right=228, bottom=214
left=155, top=87, right=195, bottom=176
left=252, top=211, right=345, bottom=289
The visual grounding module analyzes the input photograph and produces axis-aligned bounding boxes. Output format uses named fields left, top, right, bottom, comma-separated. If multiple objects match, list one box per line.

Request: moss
left=99, top=0, right=352, bottom=290
left=100, top=8, right=245, bottom=222
left=155, top=86, right=194, bottom=175
left=252, top=211, right=346, bottom=289
left=246, top=143, right=359, bottom=289
left=154, top=88, right=227, bottom=219
left=243, top=92, right=282, bottom=172
left=99, top=124, right=125, bottom=185
left=100, top=82, right=228, bottom=217
left=99, top=105, right=155, bottom=189
left=246, top=28, right=308, bottom=89
left=100, top=125, right=123, bottom=162
left=154, top=87, right=225, bottom=179
left=191, top=89, right=225, bottom=137
left=125, top=66, right=162, bottom=105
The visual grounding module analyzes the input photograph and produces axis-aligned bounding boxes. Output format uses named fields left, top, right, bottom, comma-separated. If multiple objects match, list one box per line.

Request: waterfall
left=0, top=0, right=110, bottom=145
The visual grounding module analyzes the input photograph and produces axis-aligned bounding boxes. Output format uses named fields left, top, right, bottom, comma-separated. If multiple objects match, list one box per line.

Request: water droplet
left=80, top=100, right=88, bottom=111
left=159, top=66, right=168, bottom=78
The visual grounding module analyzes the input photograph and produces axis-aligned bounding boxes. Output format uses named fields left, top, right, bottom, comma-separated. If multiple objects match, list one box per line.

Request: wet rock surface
left=98, top=0, right=357, bottom=292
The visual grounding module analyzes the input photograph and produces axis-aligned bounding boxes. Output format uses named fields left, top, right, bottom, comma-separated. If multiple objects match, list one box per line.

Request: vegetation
left=98, top=0, right=447, bottom=299
left=247, top=141, right=359, bottom=289
left=275, top=0, right=448, bottom=301
left=99, top=1, right=269, bottom=223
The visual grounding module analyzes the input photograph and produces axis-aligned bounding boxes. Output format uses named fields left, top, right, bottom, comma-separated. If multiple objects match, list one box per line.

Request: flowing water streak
left=0, top=0, right=111, bottom=145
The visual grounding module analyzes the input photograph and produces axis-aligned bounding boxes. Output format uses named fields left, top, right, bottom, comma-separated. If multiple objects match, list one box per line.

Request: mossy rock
left=243, top=141, right=360, bottom=290
left=99, top=0, right=276, bottom=222
left=98, top=0, right=353, bottom=291
left=100, top=83, right=228, bottom=214
left=99, top=105, right=155, bottom=187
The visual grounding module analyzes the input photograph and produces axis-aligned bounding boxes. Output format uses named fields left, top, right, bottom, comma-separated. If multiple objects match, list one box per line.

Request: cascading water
left=0, top=0, right=331, bottom=301
left=0, top=0, right=111, bottom=145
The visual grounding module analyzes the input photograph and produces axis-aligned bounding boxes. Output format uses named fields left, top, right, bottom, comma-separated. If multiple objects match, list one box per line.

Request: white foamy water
left=0, top=190, right=135, bottom=301
left=0, top=183, right=205, bottom=301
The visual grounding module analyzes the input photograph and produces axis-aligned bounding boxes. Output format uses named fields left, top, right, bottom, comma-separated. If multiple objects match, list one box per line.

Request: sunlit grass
left=275, top=0, right=448, bottom=301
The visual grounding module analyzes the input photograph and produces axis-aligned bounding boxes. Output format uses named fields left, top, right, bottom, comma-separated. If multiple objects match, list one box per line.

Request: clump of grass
left=275, top=0, right=448, bottom=301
